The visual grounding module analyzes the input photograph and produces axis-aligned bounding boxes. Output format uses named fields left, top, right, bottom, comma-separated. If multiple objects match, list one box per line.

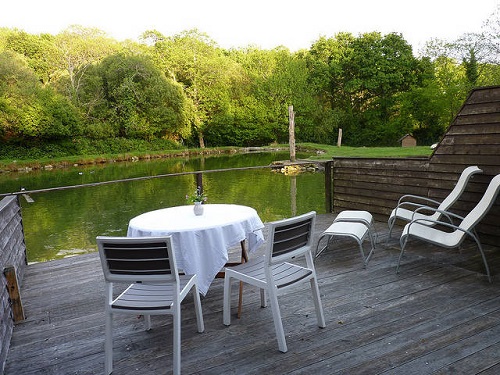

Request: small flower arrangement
left=186, top=186, right=207, bottom=204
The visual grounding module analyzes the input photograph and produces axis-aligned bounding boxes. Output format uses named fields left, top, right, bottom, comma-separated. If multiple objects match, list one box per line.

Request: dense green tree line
left=1, top=7, right=499, bottom=158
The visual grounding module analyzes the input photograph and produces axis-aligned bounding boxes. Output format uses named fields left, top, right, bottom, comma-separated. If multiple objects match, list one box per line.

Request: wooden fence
left=332, top=85, right=500, bottom=247
left=0, top=196, right=27, bottom=373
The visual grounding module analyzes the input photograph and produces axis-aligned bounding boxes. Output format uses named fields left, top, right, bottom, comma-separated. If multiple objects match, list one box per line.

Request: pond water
left=0, top=151, right=327, bottom=263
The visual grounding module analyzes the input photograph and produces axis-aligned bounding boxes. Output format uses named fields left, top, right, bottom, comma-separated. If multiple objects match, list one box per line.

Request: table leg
left=216, top=240, right=249, bottom=318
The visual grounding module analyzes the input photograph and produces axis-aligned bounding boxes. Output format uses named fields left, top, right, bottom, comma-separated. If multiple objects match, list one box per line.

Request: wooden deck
left=5, top=214, right=500, bottom=374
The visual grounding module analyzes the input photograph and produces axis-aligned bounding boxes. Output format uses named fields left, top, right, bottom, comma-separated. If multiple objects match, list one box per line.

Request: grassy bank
left=0, top=146, right=241, bottom=172
left=0, top=143, right=433, bottom=173
left=302, top=143, right=433, bottom=159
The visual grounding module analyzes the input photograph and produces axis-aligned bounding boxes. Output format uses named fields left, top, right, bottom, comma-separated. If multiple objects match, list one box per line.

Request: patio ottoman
left=315, top=210, right=375, bottom=267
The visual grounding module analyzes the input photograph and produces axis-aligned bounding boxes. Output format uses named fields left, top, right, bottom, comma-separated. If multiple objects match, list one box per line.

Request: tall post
left=4, top=266, right=25, bottom=323
left=196, top=173, right=203, bottom=194
left=288, top=106, right=296, bottom=162
left=290, top=175, right=297, bottom=216
left=324, top=161, right=333, bottom=213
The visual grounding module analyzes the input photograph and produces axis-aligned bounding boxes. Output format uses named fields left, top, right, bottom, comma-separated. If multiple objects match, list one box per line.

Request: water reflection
left=1, top=152, right=326, bottom=262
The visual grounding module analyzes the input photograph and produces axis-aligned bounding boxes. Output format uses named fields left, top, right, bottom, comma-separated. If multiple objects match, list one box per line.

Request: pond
left=0, top=151, right=328, bottom=263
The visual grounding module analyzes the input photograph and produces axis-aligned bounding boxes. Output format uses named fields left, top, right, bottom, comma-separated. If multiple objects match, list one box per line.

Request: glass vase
left=193, top=202, right=204, bottom=216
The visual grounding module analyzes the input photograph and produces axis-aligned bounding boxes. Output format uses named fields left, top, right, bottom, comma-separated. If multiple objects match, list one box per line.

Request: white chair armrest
left=395, top=201, right=429, bottom=212
left=412, top=206, right=465, bottom=223
left=397, top=194, right=441, bottom=207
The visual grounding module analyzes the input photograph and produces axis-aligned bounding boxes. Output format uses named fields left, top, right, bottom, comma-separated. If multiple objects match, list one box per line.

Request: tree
left=306, top=33, right=356, bottom=144
left=399, top=57, right=450, bottom=145
left=227, top=47, right=307, bottom=143
left=481, top=3, right=500, bottom=64
left=145, top=29, right=247, bottom=147
left=423, top=5, right=500, bottom=87
left=1, top=29, right=59, bottom=85
left=78, top=53, right=189, bottom=140
left=422, top=39, right=470, bottom=126
left=52, top=25, right=121, bottom=103
left=463, top=48, right=479, bottom=86
left=307, top=32, right=421, bottom=146
left=0, top=51, right=81, bottom=142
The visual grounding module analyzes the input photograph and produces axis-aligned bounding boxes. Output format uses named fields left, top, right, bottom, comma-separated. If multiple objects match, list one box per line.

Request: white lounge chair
left=222, top=211, right=325, bottom=353
left=388, top=166, right=482, bottom=238
left=97, top=236, right=205, bottom=375
left=397, top=174, right=500, bottom=283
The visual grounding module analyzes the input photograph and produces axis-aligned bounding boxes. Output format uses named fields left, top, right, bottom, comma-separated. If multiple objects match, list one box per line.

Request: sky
left=1, top=0, right=498, bottom=53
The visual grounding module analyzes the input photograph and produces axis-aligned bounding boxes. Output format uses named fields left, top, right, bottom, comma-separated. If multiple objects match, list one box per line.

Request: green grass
left=0, top=143, right=433, bottom=172
left=0, top=146, right=239, bottom=171
left=297, top=143, right=433, bottom=159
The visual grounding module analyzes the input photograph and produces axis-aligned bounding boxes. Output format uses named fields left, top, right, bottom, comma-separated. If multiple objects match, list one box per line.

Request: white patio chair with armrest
left=397, top=174, right=500, bottom=283
left=388, top=166, right=482, bottom=239
left=222, top=211, right=325, bottom=353
left=96, top=236, right=205, bottom=375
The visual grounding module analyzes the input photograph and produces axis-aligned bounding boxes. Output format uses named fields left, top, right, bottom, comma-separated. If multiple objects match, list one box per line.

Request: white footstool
left=316, top=211, right=375, bottom=267
left=334, top=210, right=377, bottom=244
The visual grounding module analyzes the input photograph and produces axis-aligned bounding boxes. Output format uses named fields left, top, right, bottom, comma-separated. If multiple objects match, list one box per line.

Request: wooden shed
left=331, top=85, right=500, bottom=247
left=399, top=134, right=417, bottom=147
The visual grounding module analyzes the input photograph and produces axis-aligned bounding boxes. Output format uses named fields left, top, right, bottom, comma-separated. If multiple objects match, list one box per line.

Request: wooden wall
left=332, top=85, right=500, bottom=246
left=0, top=196, right=27, bottom=373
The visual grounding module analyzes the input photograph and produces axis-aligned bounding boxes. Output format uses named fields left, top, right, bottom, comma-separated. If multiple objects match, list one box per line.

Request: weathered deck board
left=5, top=214, right=500, bottom=374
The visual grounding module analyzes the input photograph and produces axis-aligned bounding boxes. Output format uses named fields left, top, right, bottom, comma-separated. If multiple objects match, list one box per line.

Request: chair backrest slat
left=97, top=236, right=177, bottom=283
left=272, top=219, right=313, bottom=257
left=267, top=211, right=316, bottom=264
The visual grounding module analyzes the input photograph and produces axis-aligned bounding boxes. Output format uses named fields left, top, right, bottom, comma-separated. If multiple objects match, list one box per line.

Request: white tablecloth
left=127, top=204, right=265, bottom=295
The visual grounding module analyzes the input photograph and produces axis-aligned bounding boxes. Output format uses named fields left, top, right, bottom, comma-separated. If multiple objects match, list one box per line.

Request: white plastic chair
left=222, top=211, right=326, bottom=353
left=397, top=174, right=500, bottom=283
left=97, top=236, right=205, bottom=375
left=388, top=166, right=482, bottom=239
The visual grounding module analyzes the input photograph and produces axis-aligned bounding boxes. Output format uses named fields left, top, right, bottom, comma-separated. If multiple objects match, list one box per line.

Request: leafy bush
left=0, top=137, right=180, bottom=160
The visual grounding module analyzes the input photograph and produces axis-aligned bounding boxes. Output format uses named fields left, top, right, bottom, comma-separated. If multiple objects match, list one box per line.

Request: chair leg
left=268, top=289, right=287, bottom=352
left=363, top=233, right=375, bottom=268
left=237, top=281, right=244, bottom=318
left=387, top=217, right=395, bottom=241
left=310, top=278, right=326, bottom=328
left=315, top=234, right=329, bottom=258
left=144, top=314, right=151, bottom=331
left=369, top=224, right=378, bottom=245
left=471, top=233, right=492, bottom=283
left=223, top=274, right=232, bottom=326
left=260, top=288, right=267, bottom=308
left=237, top=241, right=248, bottom=318
left=357, top=238, right=367, bottom=268
left=397, top=235, right=408, bottom=273
left=105, top=311, right=113, bottom=375
left=173, top=306, right=181, bottom=375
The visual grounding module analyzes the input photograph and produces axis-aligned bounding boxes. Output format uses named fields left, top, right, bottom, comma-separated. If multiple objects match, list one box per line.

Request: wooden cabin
left=399, top=134, right=417, bottom=147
